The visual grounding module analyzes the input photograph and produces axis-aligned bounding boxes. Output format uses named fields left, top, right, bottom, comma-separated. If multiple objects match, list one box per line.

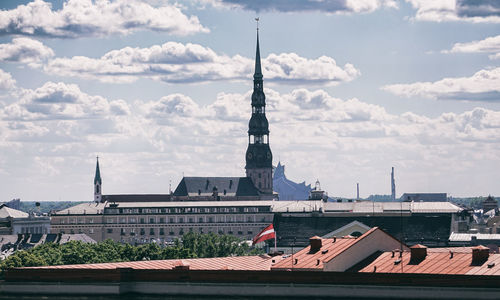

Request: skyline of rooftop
left=0, top=0, right=499, bottom=201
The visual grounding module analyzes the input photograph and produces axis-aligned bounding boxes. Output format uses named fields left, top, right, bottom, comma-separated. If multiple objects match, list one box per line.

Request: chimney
left=472, top=245, right=489, bottom=265
left=309, top=236, right=322, bottom=252
left=410, top=244, right=427, bottom=262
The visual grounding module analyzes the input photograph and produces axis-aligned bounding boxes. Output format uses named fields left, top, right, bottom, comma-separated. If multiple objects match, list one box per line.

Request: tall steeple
left=94, top=156, right=102, bottom=202
left=245, top=20, right=273, bottom=195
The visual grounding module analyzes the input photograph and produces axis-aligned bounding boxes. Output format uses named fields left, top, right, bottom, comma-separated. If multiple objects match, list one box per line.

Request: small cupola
left=472, top=245, right=490, bottom=265
left=309, top=236, right=323, bottom=253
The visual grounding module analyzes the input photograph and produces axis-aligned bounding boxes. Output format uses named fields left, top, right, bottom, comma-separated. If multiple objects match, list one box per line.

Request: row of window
left=59, top=215, right=270, bottom=225
left=62, top=228, right=255, bottom=236
left=105, top=206, right=270, bottom=215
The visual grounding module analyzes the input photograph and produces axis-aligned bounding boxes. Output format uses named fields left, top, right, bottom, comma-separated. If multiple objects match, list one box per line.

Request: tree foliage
left=0, top=233, right=262, bottom=275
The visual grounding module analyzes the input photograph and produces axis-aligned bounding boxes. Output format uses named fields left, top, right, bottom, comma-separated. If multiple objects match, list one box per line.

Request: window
left=198, top=217, right=204, bottom=223
left=247, top=231, right=253, bottom=235
left=89, top=228, right=94, bottom=234
left=159, top=228, right=164, bottom=235
left=140, top=218, right=145, bottom=224
left=129, top=218, right=136, bottom=224
left=106, top=218, right=114, bottom=224
left=120, top=218, right=127, bottom=224
left=61, top=219, right=65, bottom=224
left=238, top=231, right=243, bottom=235
left=121, top=228, right=126, bottom=236
left=169, top=231, right=174, bottom=235
left=208, top=217, right=214, bottom=223
left=70, top=229, right=75, bottom=234
left=149, top=228, right=155, bottom=235
left=107, top=228, right=113, bottom=234
left=179, top=218, right=184, bottom=223
left=140, top=229, right=145, bottom=235
left=149, top=218, right=155, bottom=224
left=218, top=230, right=224, bottom=234
left=89, top=219, right=94, bottom=224
left=169, top=218, right=174, bottom=223
left=159, top=217, right=165, bottom=223
left=189, top=218, right=194, bottom=223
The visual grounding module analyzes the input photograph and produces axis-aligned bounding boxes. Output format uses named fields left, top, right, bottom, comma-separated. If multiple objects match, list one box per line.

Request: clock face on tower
left=266, top=151, right=271, bottom=160
left=247, top=152, right=253, bottom=160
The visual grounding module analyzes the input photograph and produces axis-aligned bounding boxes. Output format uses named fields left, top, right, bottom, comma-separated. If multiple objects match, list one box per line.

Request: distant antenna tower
left=357, top=183, right=360, bottom=200
left=391, top=167, right=396, bottom=201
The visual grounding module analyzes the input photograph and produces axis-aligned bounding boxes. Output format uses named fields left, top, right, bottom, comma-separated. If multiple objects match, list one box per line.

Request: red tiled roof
left=359, top=250, right=500, bottom=275
left=25, top=255, right=280, bottom=271
left=272, top=227, right=381, bottom=270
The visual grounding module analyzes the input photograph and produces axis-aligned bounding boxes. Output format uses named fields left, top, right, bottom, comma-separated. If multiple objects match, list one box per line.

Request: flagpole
left=274, top=234, right=277, bottom=253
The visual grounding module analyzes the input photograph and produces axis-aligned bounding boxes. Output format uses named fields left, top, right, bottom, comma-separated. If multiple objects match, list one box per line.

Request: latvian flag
left=252, top=224, right=276, bottom=245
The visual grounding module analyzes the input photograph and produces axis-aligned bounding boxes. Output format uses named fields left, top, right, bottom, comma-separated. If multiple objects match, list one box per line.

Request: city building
left=50, top=201, right=274, bottom=243
left=272, top=162, right=312, bottom=200
left=400, top=193, right=447, bottom=202
left=272, top=200, right=470, bottom=247
left=0, top=204, right=50, bottom=235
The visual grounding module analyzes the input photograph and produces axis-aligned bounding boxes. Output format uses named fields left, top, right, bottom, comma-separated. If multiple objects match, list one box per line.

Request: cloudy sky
left=1, top=0, right=499, bottom=201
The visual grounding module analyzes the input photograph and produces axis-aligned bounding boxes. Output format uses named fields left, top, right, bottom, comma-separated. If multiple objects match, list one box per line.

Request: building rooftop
left=357, top=245, right=500, bottom=275
left=272, top=227, right=407, bottom=271
left=0, top=204, right=29, bottom=219
left=25, top=254, right=280, bottom=271
left=52, top=202, right=106, bottom=215
left=174, top=177, right=260, bottom=197
left=449, top=232, right=500, bottom=242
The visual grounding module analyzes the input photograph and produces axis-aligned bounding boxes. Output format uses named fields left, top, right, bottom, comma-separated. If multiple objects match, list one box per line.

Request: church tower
left=245, top=24, right=273, bottom=194
left=94, top=157, right=102, bottom=203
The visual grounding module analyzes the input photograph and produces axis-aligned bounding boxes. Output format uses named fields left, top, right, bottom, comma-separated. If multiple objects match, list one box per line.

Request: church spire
left=245, top=19, right=273, bottom=195
left=94, top=156, right=102, bottom=202
left=94, top=156, right=101, bottom=185
left=254, top=22, right=262, bottom=78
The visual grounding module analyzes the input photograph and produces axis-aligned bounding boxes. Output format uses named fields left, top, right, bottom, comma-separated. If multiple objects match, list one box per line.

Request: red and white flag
left=252, top=224, right=276, bottom=245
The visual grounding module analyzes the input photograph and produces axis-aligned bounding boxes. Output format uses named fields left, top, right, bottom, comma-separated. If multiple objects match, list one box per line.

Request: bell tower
left=94, top=156, right=102, bottom=203
left=245, top=20, right=273, bottom=194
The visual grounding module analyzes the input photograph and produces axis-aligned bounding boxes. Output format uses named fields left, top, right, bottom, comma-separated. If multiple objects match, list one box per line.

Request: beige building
left=50, top=201, right=274, bottom=243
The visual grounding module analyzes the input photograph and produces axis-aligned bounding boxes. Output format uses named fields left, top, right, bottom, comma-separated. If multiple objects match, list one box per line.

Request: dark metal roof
left=173, top=177, right=259, bottom=197
left=102, top=194, right=171, bottom=202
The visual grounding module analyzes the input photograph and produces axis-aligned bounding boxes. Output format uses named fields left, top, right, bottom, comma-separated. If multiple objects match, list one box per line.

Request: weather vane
left=255, top=17, right=259, bottom=30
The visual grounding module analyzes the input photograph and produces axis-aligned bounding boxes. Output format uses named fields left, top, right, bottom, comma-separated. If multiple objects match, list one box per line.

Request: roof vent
left=410, top=244, right=427, bottom=263
left=294, top=258, right=298, bottom=265
left=449, top=251, right=453, bottom=259
left=332, top=237, right=336, bottom=243
left=472, top=245, right=489, bottom=265
left=316, top=259, right=320, bottom=266
left=488, top=262, right=495, bottom=268
left=309, top=236, right=322, bottom=253
left=321, top=249, right=329, bottom=254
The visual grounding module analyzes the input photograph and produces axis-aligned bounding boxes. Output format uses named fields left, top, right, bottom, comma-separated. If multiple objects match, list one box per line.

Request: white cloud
left=0, top=70, right=17, bottom=91
left=2, top=81, right=130, bottom=120
left=0, top=0, right=208, bottom=38
left=382, top=67, right=500, bottom=101
left=443, top=34, right=500, bottom=60
left=43, top=41, right=360, bottom=85
left=407, top=0, right=500, bottom=23
left=2, top=84, right=500, bottom=199
left=202, top=0, right=398, bottom=14
left=0, top=38, right=54, bottom=64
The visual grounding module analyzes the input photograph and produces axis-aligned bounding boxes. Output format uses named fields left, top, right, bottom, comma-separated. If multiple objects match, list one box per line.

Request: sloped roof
left=173, top=177, right=259, bottom=197
left=272, top=227, right=385, bottom=270
left=358, top=249, right=500, bottom=275
left=26, top=255, right=278, bottom=271
left=52, top=202, right=106, bottom=215
left=0, top=205, right=28, bottom=219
